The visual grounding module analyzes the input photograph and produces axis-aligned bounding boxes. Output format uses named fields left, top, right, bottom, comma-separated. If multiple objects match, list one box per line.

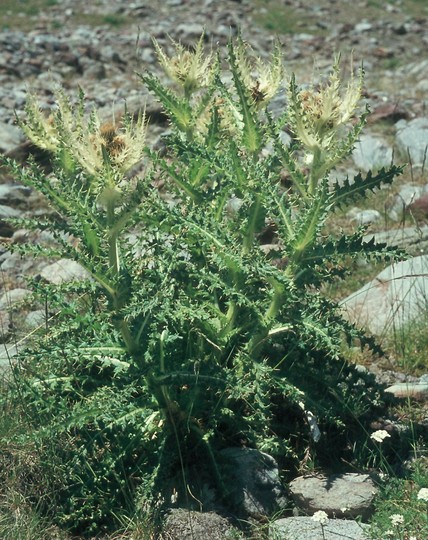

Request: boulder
left=0, top=288, right=31, bottom=309
left=220, top=447, right=289, bottom=519
left=340, top=255, right=428, bottom=335
left=363, top=225, right=428, bottom=256
left=385, top=382, right=428, bottom=401
left=395, top=117, right=428, bottom=166
left=270, top=516, right=369, bottom=540
left=162, top=509, right=237, bottom=540
left=0, top=121, right=23, bottom=153
left=352, top=134, right=393, bottom=172
left=289, top=473, right=377, bottom=521
left=39, top=258, right=91, bottom=284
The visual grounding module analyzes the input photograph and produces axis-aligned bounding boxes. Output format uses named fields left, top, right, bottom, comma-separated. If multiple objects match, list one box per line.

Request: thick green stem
left=247, top=277, right=286, bottom=359
left=308, top=147, right=322, bottom=195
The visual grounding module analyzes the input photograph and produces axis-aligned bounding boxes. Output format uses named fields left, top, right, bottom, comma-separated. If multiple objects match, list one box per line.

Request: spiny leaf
left=227, top=39, right=262, bottom=153
left=331, top=165, right=403, bottom=210
left=140, top=72, right=193, bottom=132
left=300, top=232, right=406, bottom=267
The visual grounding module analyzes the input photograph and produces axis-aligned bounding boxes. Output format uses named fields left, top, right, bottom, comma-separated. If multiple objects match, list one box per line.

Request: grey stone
left=289, top=473, right=377, bottom=521
left=24, top=309, right=47, bottom=329
left=162, top=509, right=237, bottom=540
left=352, top=134, right=393, bottom=172
left=395, top=117, right=428, bottom=167
left=0, top=310, right=11, bottom=342
left=220, top=447, right=289, bottom=518
left=270, top=516, right=369, bottom=540
left=354, top=21, right=373, bottom=33
left=388, top=183, right=428, bottom=220
left=0, top=121, right=23, bottom=152
left=0, top=204, right=22, bottom=218
left=363, top=225, right=428, bottom=256
left=340, top=255, right=428, bottom=335
left=347, top=208, right=382, bottom=225
left=0, top=184, right=31, bottom=206
left=385, top=382, right=428, bottom=401
left=39, top=259, right=91, bottom=284
left=0, top=342, right=18, bottom=369
left=0, top=288, right=31, bottom=309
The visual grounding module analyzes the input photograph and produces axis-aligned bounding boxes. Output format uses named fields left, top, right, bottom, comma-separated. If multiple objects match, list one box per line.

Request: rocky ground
left=0, top=1, right=427, bottom=538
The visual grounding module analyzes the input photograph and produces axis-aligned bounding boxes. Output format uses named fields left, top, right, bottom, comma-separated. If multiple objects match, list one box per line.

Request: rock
left=0, top=204, right=22, bottom=219
left=0, top=311, right=11, bottom=342
left=39, top=259, right=91, bottom=284
left=347, top=207, right=382, bottom=225
left=363, top=224, right=428, bottom=256
left=289, top=473, right=377, bottom=521
left=387, top=183, right=428, bottom=220
left=24, top=309, right=47, bottom=329
left=340, top=255, right=428, bottom=334
left=220, top=447, right=289, bottom=519
left=270, top=516, right=369, bottom=540
left=352, top=134, right=393, bottom=172
left=385, top=382, right=428, bottom=401
left=354, top=21, right=373, bottom=33
left=407, top=194, right=428, bottom=220
left=0, top=184, right=31, bottom=206
left=0, top=288, right=31, bottom=309
left=395, top=117, right=428, bottom=166
left=0, top=342, right=19, bottom=369
left=0, top=121, right=23, bottom=152
left=162, top=509, right=237, bottom=540
left=368, top=102, right=409, bottom=124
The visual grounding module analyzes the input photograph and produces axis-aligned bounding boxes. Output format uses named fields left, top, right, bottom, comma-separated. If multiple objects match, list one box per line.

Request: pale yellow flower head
left=152, top=33, right=214, bottom=95
left=20, top=88, right=148, bottom=177
left=18, top=93, right=60, bottom=152
left=234, top=37, right=284, bottom=108
left=288, top=58, right=363, bottom=153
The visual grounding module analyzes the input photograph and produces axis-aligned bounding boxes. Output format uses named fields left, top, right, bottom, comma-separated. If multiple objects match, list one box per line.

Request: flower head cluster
left=311, top=510, right=329, bottom=525
left=287, top=58, right=363, bottom=154
left=390, top=514, right=404, bottom=526
left=233, top=37, right=284, bottom=108
left=152, top=33, right=214, bottom=95
left=417, top=487, right=428, bottom=502
left=19, top=88, right=147, bottom=177
left=370, top=429, right=391, bottom=443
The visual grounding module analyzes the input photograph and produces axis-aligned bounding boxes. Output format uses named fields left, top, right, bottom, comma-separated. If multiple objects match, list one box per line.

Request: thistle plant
left=1, top=34, right=404, bottom=534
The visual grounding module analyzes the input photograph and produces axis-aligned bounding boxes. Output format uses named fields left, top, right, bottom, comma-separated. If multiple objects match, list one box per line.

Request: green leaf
left=140, top=72, right=193, bottom=132
left=243, top=194, right=265, bottom=253
left=331, top=165, right=403, bottom=210
left=227, top=40, right=262, bottom=153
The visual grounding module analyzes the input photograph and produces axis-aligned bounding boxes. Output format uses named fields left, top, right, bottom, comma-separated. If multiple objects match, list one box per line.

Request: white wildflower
left=370, top=429, right=391, bottom=443
left=390, top=513, right=404, bottom=526
left=311, top=510, right=329, bottom=525
left=417, top=487, right=428, bottom=501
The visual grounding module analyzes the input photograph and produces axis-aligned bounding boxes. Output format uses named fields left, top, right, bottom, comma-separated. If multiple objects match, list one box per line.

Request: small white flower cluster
left=417, top=487, right=428, bottom=502
left=370, top=429, right=391, bottom=443
left=389, top=513, right=404, bottom=526
left=311, top=510, right=329, bottom=526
